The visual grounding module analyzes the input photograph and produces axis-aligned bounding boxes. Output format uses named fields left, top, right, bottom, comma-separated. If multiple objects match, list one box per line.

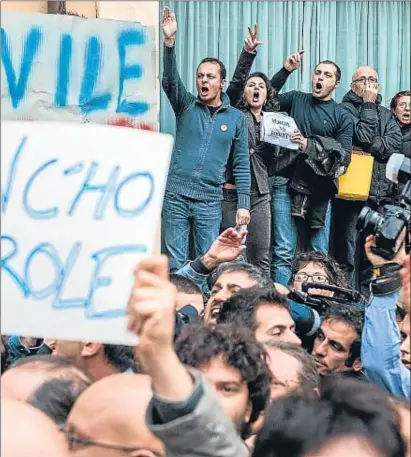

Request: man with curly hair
left=291, top=250, right=349, bottom=294
left=175, top=323, right=271, bottom=440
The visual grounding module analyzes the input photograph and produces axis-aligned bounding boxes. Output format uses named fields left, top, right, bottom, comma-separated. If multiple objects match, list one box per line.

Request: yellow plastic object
left=336, top=152, right=374, bottom=201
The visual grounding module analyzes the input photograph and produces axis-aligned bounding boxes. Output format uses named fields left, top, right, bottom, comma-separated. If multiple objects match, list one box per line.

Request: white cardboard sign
left=261, top=112, right=299, bottom=150
left=1, top=121, right=173, bottom=344
left=1, top=11, right=158, bottom=130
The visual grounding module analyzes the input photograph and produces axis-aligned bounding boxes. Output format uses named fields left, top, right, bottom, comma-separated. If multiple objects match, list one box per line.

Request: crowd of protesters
left=1, top=6, right=411, bottom=457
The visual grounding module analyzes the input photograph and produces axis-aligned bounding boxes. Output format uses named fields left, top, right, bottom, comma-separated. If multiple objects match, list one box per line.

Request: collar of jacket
left=195, top=91, right=231, bottom=111
left=342, top=90, right=382, bottom=106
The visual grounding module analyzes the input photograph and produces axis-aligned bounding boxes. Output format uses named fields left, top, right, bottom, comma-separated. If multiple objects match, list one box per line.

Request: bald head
left=351, top=66, right=379, bottom=99
left=352, top=66, right=378, bottom=83
left=1, top=355, right=90, bottom=402
left=67, top=373, right=165, bottom=456
left=1, top=399, right=69, bottom=457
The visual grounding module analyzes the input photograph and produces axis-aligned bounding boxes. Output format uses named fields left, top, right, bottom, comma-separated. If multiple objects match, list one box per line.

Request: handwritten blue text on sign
left=1, top=12, right=157, bottom=128
left=1, top=122, right=173, bottom=344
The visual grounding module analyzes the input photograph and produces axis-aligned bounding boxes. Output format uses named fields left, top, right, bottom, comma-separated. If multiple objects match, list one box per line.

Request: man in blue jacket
left=161, top=7, right=251, bottom=271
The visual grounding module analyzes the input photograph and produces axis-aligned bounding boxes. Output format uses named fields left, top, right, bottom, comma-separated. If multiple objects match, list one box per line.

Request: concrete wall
left=0, top=1, right=98, bottom=17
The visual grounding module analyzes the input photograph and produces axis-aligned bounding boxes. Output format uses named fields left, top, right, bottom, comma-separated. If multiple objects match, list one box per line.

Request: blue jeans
left=270, top=178, right=331, bottom=286
left=162, top=192, right=222, bottom=272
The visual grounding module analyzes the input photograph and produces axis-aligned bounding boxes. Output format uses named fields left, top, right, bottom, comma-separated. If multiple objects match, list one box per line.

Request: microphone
left=386, top=153, right=410, bottom=184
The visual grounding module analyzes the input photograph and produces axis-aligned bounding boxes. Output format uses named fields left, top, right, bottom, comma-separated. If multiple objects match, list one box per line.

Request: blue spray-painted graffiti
left=1, top=25, right=150, bottom=116
left=1, top=135, right=154, bottom=319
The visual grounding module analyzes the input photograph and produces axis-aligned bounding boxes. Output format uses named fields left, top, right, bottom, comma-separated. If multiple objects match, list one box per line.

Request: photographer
left=361, top=235, right=410, bottom=400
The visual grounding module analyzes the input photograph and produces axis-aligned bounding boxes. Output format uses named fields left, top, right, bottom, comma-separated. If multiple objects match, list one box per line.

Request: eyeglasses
left=294, top=273, right=329, bottom=284
left=60, top=425, right=164, bottom=456
left=352, top=76, right=378, bottom=85
left=398, top=102, right=411, bottom=109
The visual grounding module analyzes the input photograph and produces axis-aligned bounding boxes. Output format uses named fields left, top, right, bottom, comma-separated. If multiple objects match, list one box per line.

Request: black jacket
left=341, top=90, right=402, bottom=203
left=225, top=49, right=290, bottom=195
left=400, top=123, right=411, bottom=158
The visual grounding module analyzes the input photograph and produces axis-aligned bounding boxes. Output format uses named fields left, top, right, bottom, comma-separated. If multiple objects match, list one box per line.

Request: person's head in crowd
left=196, top=57, right=226, bottom=106
left=1, top=335, right=9, bottom=373
left=6, top=336, right=52, bottom=365
left=237, top=72, right=280, bottom=113
left=291, top=251, right=348, bottom=293
left=205, top=261, right=268, bottom=324
left=391, top=397, right=411, bottom=457
left=351, top=65, right=379, bottom=99
left=175, top=323, right=271, bottom=438
left=1, top=355, right=90, bottom=403
left=2, top=398, right=69, bottom=457
left=253, top=376, right=406, bottom=457
left=312, top=60, right=341, bottom=101
left=217, top=288, right=301, bottom=345
left=65, top=374, right=165, bottom=457
left=53, top=341, right=134, bottom=381
left=311, top=303, right=364, bottom=375
left=400, top=313, right=410, bottom=371
left=264, top=341, right=320, bottom=400
left=30, top=377, right=91, bottom=427
left=169, top=274, right=205, bottom=315
left=391, top=90, right=411, bottom=126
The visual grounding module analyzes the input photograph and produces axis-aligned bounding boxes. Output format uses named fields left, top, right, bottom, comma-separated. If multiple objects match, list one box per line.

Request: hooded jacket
left=341, top=90, right=402, bottom=203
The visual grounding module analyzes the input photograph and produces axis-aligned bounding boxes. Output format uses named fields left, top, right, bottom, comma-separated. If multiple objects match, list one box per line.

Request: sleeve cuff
left=237, top=193, right=251, bottom=210
left=191, top=257, right=213, bottom=275
left=362, top=102, right=377, bottom=110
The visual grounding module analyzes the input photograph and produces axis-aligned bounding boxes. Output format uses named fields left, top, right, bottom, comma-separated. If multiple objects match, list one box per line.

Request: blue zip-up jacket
left=362, top=291, right=410, bottom=400
left=162, top=45, right=251, bottom=209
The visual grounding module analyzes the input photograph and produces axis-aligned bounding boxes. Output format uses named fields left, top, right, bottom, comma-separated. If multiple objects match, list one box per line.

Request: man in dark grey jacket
left=332, top=66, right=402, bottom=293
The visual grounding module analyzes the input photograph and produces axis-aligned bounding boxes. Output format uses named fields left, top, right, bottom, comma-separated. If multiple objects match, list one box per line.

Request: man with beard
left=333, top=66, right=402, bottom=292
left=270, top=60, right=353, bottom=286
left=161, top=7, right=250, bottom=271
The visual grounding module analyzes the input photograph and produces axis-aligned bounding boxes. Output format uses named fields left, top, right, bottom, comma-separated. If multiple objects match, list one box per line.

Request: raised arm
left=361, top=236, right=410, bottom=400
left=271, top=50, right=304, bottom=93
left=226, top=25, right=261, bottom=107
left=176, top=228, right=247, bottom=294
left=127, top=256, right=248, bottom=457
left=161, top=7, right=194, bottom=115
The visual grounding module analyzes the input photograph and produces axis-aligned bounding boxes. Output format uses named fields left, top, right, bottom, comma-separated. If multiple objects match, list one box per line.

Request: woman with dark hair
left=391, top=90, right=410, bottom=157
left=223, top=25, right=301, bottom=276
left=390, top=90, right=410, bottom=197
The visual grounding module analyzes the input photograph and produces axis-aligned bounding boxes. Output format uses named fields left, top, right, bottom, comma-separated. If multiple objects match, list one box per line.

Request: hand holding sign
left=127, top=256, right=176, bottom=355
left=291, top=129, right=308, bottom=152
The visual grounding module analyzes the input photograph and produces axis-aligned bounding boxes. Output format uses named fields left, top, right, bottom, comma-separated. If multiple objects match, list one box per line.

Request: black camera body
left=288, top=282, right=367, bottom=315
left=357, top=181, right=410, bottom=260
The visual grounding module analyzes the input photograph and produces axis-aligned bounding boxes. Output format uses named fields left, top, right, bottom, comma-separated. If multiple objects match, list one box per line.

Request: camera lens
left=356, top=207, right=384, bottom=234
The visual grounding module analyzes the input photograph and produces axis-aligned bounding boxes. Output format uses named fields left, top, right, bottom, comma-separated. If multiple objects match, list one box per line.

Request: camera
left=288, top=282, right=367, bottom=315
left=356, top=154, right=410, bottom=260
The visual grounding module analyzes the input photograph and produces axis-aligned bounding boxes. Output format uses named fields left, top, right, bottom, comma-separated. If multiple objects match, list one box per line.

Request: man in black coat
left=332, top=66, right=402, bottom=295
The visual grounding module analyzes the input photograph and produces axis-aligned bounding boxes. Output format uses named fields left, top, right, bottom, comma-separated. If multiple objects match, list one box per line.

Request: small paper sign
left=261, top=112, right=299, bottom=150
